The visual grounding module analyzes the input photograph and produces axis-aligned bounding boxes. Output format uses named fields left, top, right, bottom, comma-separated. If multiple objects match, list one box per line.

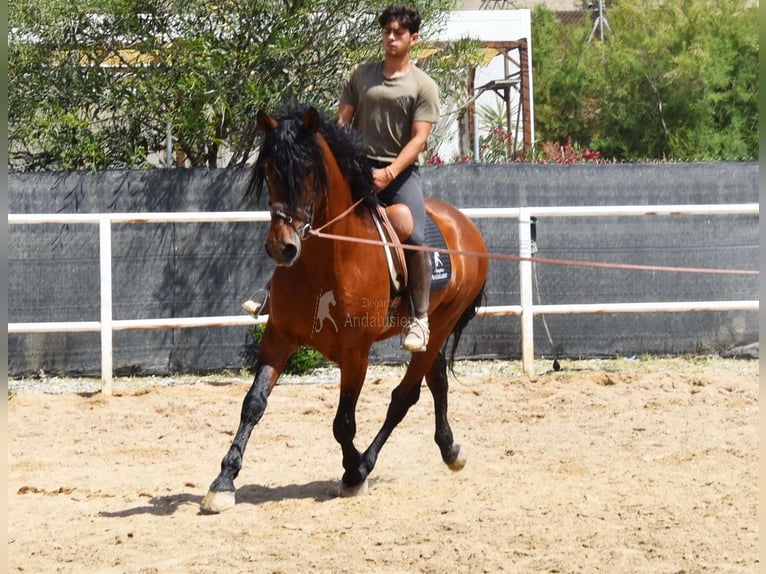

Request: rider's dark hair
left=378, top=4, right=422, bottom=34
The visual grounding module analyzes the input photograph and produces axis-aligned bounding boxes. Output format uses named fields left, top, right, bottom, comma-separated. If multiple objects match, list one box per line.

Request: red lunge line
left=309, top=229, right=759, bottom=276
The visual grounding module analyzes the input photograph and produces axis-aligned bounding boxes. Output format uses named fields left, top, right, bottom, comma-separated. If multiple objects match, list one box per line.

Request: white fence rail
left=9, top=204, right=759, bottom=393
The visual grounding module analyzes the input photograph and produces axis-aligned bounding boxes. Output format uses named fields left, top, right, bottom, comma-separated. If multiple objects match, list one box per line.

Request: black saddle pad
left=424, top=214, right=451, bottom=291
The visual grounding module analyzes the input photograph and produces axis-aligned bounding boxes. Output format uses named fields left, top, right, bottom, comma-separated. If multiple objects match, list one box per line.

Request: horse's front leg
left=334, top=353, right=371, bottom=497
left=201, top=332, right=295, bottom=513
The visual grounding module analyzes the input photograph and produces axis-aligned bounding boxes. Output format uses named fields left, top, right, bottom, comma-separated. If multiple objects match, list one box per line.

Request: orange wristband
left=385, top=166, right=396, bottom=181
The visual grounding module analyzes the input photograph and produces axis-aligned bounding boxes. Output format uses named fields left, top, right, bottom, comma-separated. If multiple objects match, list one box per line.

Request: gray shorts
left=372, top=164, right=426, bottom=246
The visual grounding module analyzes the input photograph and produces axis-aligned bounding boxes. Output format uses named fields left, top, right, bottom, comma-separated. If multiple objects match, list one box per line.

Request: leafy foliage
left=477, top=101, right=512, bottom=163
left=531, top=138, right=603, bottom=163
left=9, top=0, right=757, bottom=167
left=531, top=0, right=758, bottom=161
left=9, top=0, right=467, bottom=171
left=242, top=325, right=327, bottom=376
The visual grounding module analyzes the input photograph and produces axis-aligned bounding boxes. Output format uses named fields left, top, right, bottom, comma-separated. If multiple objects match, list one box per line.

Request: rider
left=337, top=3, right=440, bottom=353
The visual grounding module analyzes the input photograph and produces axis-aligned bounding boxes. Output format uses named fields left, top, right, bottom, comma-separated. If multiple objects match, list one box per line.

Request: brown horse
left=201, top=103, right=488, bottom=512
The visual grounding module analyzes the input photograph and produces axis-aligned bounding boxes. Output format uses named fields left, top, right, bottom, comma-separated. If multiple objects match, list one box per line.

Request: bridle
left=269, top=200, right=315, bottom=240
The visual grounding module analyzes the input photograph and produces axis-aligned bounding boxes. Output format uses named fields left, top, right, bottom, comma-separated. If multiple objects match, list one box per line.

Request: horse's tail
left=445, top=282, right=486, bottom=373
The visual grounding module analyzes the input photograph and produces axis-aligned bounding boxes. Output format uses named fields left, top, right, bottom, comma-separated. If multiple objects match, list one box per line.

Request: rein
left=309, top=228, right=759, bottom=276
left=310, top=196, right=368, bottom=234
left=297, top=189, right=757, bottom=276
left=270, top=196, right=366, bottom=240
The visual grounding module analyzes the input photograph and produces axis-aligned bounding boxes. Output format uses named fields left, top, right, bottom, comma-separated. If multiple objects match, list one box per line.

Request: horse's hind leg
left=338, top=348, right=464, bottom=494
left=425, top=351, right=465, bottom=470
left=362, top=350, right=465, bottom=473
left=350, top=353, right=437, bottom=492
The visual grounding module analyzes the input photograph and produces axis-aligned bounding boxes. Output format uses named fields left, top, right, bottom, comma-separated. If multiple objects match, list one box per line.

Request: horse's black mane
left=248, top=101, right=375, bottom=210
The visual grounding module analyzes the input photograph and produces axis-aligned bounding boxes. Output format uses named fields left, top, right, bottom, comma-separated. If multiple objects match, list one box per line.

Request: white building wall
left=432, top=10, right=534, bottom=162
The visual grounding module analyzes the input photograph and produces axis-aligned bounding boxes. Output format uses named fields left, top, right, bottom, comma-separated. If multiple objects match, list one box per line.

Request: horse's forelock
left=250, top=103, right=373, bottom=208
left=253, top=113, right=328, bottom=208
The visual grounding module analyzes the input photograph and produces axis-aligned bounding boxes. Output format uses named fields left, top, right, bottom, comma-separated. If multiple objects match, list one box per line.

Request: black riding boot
left=402, top=250, right=432, bottom=352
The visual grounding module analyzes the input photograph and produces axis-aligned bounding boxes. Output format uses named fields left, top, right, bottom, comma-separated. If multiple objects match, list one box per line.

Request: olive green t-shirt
left=340, top=61, right=440, bottom=165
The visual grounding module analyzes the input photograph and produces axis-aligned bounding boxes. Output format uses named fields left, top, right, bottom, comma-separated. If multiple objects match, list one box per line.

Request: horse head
left=254, top=106, right=327, bottom=266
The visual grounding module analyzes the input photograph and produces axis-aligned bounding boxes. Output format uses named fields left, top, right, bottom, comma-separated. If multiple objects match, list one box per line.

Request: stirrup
left=401, top=317, right=430, bottom=352
left=242, top=288, right=270, bottom=319
left=241, top=300, right=261, bottom=317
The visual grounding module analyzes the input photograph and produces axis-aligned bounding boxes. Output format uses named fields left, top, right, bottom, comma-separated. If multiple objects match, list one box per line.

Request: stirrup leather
left=371, top=205, right=408, bottom=293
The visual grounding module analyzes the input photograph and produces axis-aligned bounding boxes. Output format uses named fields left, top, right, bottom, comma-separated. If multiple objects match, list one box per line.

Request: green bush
left=242, top=325, right=327, bottom=375
left=531, top=0, right=758, bottom=161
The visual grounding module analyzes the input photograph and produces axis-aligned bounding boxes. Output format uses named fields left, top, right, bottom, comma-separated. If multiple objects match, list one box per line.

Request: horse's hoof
left=338, top=478, right=369, bottom=497
left=200, top=489, right=236, bottom=513
left=446, top=445, right=467, bottom=471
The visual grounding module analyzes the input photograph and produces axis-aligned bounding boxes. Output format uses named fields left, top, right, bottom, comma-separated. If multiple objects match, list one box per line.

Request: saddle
left=370, top=204, right=411, bottom=294
left=369, top=203, right=453, bottom=295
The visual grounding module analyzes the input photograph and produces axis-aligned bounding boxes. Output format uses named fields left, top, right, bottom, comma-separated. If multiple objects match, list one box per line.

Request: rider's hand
left=372, top=167, right=394, bottom=192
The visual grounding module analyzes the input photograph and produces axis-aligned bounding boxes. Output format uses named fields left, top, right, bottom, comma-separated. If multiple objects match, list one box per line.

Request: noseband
left=270, top=201, right=315, bottom=240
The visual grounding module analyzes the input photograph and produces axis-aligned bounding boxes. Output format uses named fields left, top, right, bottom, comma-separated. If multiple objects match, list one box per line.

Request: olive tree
left=9, top=0, right=468, bottom=170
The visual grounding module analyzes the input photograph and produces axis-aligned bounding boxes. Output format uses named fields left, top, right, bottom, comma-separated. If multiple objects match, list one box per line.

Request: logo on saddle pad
left=424, top=216, right=451, bottom=290
left=432, top=251, right=448, bottom=283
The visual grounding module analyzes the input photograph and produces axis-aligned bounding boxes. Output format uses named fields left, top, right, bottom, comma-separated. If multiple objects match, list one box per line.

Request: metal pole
left=166, top=122, right=173, bottom=168
left=518, top=209, right=535, bottom=376
left=598, top=0, right=605, bottom=41
left=518, top=39, right=532, bottom=157
left=502, top=49, right=512, bottom=160
left=473, top=102, right=480, bottom=161
left=99, top=216, right=113, bottom=395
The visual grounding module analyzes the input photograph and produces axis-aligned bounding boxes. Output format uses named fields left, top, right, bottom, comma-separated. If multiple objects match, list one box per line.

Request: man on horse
left=337, top=3, right=440, bottom=353
left=207, top=14, right=487, bottom=508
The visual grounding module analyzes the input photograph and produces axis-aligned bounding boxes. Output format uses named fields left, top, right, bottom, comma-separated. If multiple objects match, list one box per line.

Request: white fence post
left=518, top=208, right=535, bottom=376
left=99, top=216, right=113, bottom=395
